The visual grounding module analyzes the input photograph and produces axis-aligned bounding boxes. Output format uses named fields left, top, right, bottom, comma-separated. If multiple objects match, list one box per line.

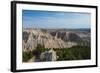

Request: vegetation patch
left=23, top=44, right=91, bottom=62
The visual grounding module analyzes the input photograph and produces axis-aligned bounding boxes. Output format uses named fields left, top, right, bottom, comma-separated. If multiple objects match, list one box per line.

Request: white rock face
left=40, top=49, right=57, bottom=61
left=22, top=29, right=90, bottom=52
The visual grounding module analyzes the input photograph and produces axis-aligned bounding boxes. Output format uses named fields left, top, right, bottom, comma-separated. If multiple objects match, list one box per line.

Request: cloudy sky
left=22, top=10, right=91, bottom=29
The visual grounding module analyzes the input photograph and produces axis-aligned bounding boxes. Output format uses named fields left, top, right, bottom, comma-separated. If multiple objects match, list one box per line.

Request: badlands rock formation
left=22, top=28, right=90, bottom=52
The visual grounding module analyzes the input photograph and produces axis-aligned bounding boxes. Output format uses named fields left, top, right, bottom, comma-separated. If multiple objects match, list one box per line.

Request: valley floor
left=23, top=46, right=91, bottom=62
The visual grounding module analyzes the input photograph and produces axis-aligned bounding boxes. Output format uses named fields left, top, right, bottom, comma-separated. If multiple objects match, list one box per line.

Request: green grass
left=22, top=51, right=33, bottom=62
left=55, top=46, right=91, bottom=61
left=23, top=45, right=91, bottom=62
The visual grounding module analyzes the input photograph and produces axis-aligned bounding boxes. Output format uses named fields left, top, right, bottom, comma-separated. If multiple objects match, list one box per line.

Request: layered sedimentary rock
left=22, top=28, right=90, bottom=52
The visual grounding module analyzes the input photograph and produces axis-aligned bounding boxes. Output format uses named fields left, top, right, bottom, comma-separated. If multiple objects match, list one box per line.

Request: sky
left=22, top=10, right=91, bottom=29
